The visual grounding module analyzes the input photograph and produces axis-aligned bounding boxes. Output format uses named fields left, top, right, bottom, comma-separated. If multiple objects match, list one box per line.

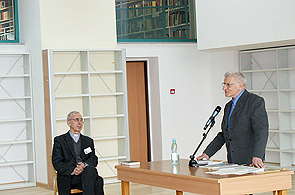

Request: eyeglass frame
left=69, top=118, right=84, bottom=122
left=221, top=82, right=241, bottom=88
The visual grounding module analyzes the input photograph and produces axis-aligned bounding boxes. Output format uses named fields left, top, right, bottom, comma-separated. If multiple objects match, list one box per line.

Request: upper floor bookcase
left=116, top=0, right=196, bottom=42
left=0, top=0, right=19, bottom=43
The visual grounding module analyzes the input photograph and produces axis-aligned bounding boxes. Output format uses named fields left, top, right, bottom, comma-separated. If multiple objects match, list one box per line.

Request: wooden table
left=115, top=159, right=294, bottom=195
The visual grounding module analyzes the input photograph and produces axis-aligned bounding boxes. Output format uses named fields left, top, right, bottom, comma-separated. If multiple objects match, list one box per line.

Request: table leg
left=273, top=189, right=287, bottom=195
left=176, top=190, right=183, bottom=195
left=121, top=181, right=130, bottom=195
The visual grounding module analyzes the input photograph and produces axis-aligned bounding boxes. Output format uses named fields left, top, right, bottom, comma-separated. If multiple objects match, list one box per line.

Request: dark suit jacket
left=52, top=131, right=98, bottom=193
left=204, top=90, right=269, bottom=165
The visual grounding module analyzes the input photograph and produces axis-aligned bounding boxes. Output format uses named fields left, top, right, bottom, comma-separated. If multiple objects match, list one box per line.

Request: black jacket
left=204, top=90, right=269, bottom=165
left=52, top=131, right=98, bottom=192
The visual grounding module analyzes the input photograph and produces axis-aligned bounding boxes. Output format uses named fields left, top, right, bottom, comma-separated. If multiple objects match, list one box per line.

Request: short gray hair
left=224, top=70, right=246, bottom=86
left=67, top=111, right=81, bottom=121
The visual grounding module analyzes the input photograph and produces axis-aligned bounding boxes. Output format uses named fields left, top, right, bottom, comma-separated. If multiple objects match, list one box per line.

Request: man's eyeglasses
left=69, top=118, right=84, bottom=122
left=221, top=82, right=240, bottom=88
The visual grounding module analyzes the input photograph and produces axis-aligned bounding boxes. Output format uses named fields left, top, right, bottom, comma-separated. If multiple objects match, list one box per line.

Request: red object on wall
left=170, top=89, right=175, bottom=94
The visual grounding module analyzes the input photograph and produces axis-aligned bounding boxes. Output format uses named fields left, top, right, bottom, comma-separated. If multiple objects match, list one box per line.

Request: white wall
left=18, top=0, right=46, bottom=184
left=39, top=0, right=117, bottom=49
left=118, top=43, right=214, bottom=161
left=197, top=0, right=295, bottom=51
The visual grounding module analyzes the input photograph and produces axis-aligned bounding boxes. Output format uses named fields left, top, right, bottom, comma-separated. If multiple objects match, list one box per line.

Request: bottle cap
left=172, top=139, right=176, bottom=142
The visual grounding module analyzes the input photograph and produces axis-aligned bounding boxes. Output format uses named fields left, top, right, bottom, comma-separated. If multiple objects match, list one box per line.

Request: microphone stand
left=188, top=119, right=216, bottom=167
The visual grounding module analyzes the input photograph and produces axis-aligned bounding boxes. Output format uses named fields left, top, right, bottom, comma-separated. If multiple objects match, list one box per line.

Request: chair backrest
left=49, top=156, right=58, bottom=195
left=49, top=156, right=83, bottom=194
left=49, top=156, right=57, bottom=177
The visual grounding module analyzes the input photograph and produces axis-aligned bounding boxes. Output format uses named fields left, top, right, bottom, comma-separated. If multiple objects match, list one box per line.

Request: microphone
left=203, top=106, right=221, bottom=130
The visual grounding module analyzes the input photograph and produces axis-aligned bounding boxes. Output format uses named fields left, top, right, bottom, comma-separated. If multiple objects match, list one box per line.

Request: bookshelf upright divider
left=43, top=49, right=129, bottom=183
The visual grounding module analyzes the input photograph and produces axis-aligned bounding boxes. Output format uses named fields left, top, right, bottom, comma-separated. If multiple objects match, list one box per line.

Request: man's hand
left=196, top=153, right=209, bottom=161
left=72, top=162, right=86, bottom=175
left=251, top=157, right=264, bottom=168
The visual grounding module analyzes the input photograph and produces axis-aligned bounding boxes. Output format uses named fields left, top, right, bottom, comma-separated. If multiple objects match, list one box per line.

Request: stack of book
left=120, top=160, right=140, bottom=167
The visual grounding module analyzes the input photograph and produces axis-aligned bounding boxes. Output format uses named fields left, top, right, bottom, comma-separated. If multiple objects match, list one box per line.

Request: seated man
left=52, top=111, right=104, bottom=195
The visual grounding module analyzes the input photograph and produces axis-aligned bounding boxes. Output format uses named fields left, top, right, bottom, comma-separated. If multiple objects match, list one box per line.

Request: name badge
left=84, top=147, right=92, bottom=154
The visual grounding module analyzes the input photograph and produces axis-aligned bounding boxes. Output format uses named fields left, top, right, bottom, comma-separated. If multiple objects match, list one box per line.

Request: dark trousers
left=58, top=166, right=104, bottom=195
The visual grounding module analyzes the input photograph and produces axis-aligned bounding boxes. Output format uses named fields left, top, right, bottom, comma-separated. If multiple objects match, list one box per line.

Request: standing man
left=52, top=111, right=104, bottom=195
left=197, top=71, right=269, bottom=168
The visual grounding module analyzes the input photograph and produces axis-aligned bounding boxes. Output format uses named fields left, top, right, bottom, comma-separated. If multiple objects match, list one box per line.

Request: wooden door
left=126, top=61, right=150, bottom=162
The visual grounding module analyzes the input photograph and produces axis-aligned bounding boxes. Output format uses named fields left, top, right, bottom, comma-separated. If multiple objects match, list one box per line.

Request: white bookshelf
left=0, top=52, right=36, bottom=190
left=43, top=49, right=129, bottom=183
left=240, top=46, right=295, bottom=170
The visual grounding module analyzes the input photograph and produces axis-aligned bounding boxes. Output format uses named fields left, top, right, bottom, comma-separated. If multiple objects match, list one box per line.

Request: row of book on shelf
left=0, top=32, right=14, bottom=40
left=117, top=0, right=187, bottom=7
left=0, top=9, right=12, bottom=21
left=0, top=0, right=12, bottom=9
left=117, top=4, right=188, bottom=25
left=124, top=6, right=161, bottom=18
left=0, top=0, right=15, bottom=40
left=119, top=7, right=188, bottom=20
left=119, top=7, right=187, bottom=22
left=0, top=0, right=13, bottom=21
left=118, top=20, right=187, bottom=38
left=117, top=10, right=187, bottom=29
left=118, top=17, right=163, bottom=34
left=118, top=33, right=164, bottom=39
left=169, top=28, right=187, bottom=38
left=166, top=0, right=187, bottom=6
left=166, top=11, right=186, bottom=26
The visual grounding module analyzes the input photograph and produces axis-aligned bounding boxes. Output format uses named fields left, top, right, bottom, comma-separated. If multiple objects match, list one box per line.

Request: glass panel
left=116, top=0, right=196, bottom=40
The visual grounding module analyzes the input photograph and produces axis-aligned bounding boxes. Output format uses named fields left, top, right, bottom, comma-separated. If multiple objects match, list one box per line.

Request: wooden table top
left=116, top=159, right=294, bottom=183
left=116, top=159, right=294, bottom=194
